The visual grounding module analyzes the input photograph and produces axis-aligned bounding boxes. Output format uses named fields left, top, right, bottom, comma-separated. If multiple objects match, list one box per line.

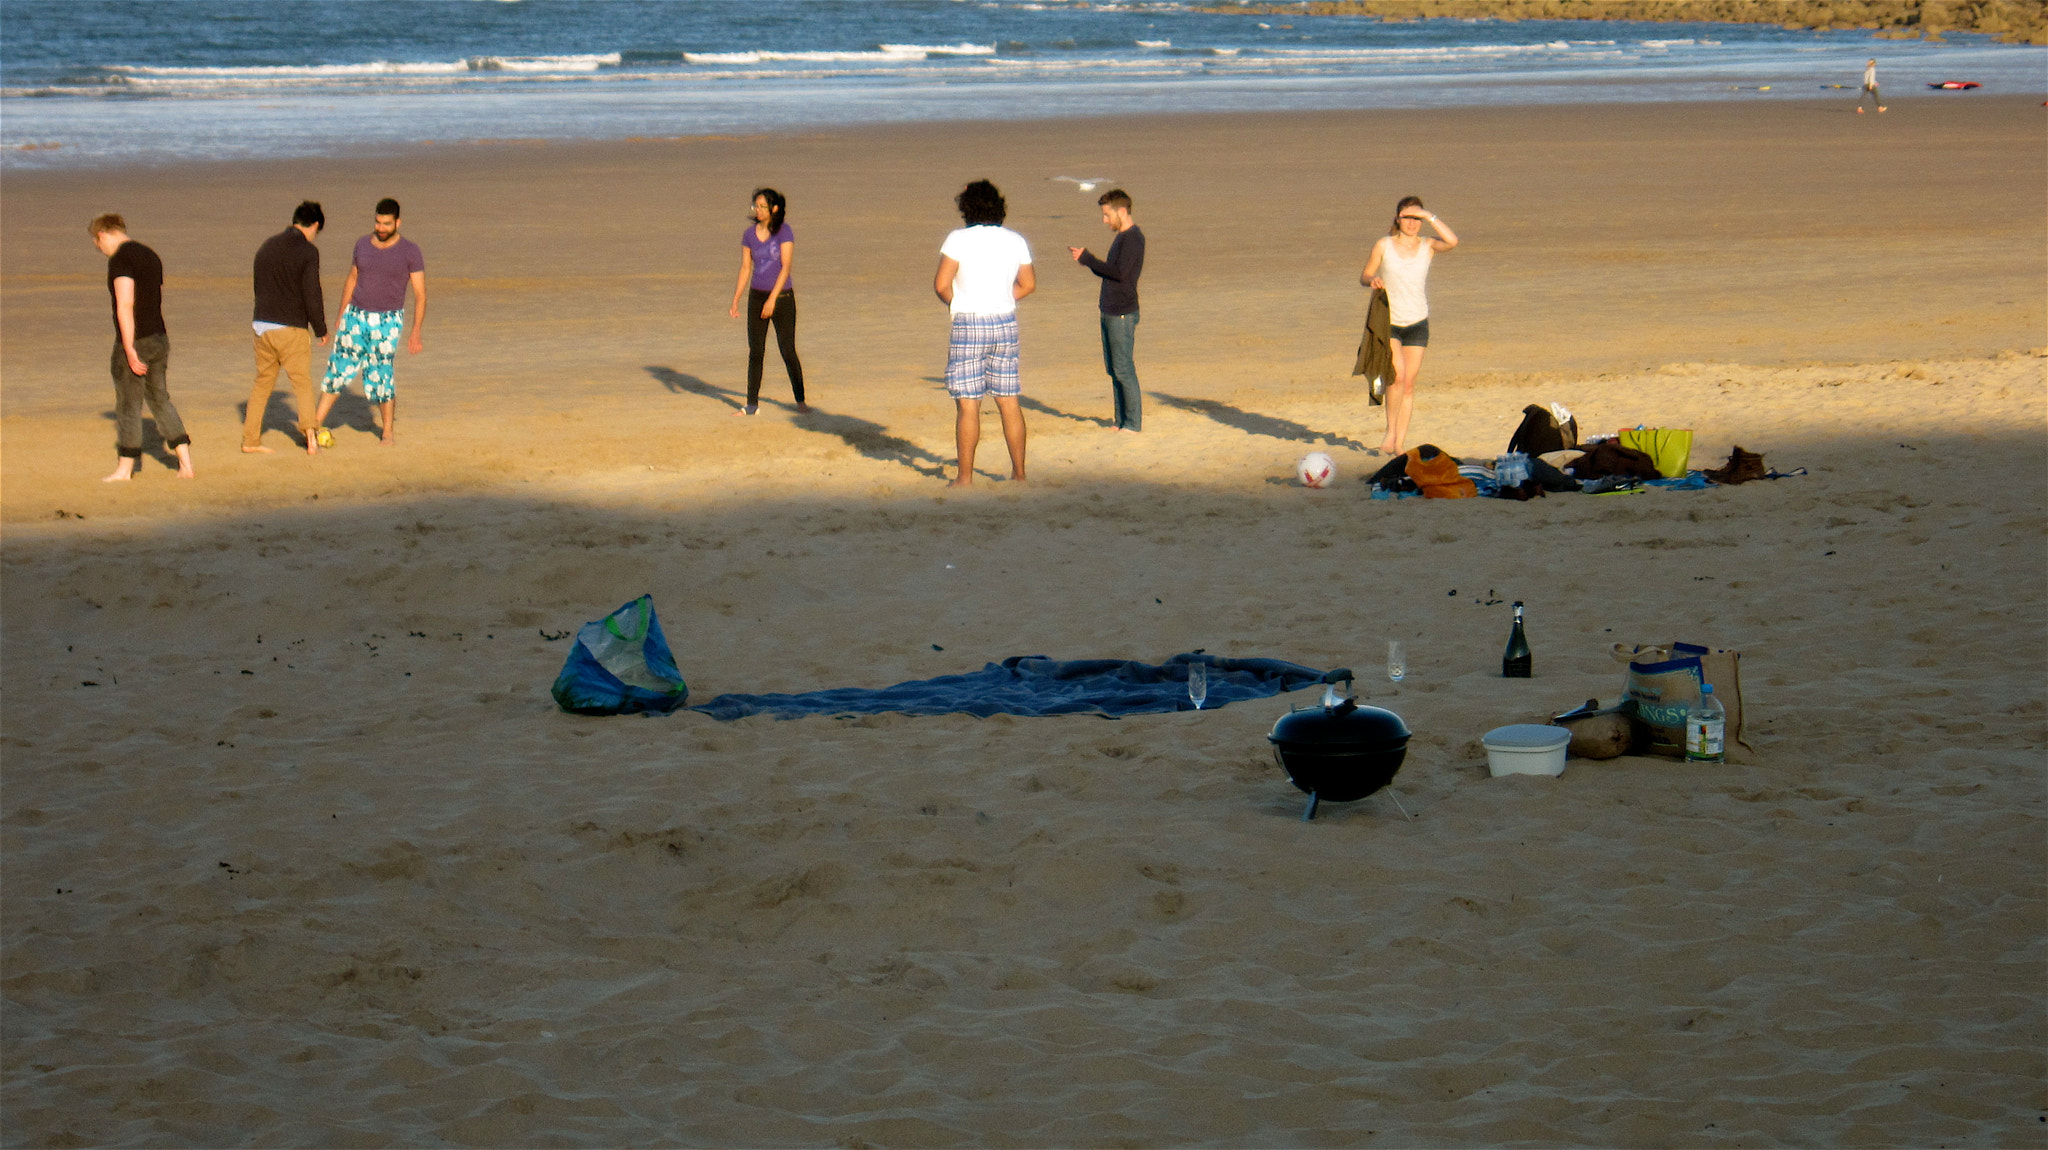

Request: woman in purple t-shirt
left=726, top=187, right=806, bottom=415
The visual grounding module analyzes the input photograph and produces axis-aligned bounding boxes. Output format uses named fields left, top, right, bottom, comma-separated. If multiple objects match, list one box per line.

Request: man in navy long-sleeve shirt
left=1069, top=189, right=1146, bottom=433
left=245, top=200, right=328, bottom=455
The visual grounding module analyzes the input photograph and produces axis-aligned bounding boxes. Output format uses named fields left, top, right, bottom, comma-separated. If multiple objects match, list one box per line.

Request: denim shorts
left=945, top=312, right=1021, bottom=399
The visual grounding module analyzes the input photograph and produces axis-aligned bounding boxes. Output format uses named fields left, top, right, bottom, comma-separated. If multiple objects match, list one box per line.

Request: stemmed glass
left=1188, top=662, right=1209, bottom=710
left=1387, top=641, right=1406, bottom=684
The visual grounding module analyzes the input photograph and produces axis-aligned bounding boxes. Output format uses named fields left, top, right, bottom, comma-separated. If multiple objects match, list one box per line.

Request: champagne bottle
left=1502, top=601, right=1532, bottom=678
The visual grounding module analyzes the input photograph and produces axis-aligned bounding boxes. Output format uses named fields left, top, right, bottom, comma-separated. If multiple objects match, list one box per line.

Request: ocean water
left=3, top=0, right=2041, bottom=169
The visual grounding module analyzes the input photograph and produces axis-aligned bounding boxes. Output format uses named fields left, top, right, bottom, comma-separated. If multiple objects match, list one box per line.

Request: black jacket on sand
left=252, top=228, right=327, bottom=337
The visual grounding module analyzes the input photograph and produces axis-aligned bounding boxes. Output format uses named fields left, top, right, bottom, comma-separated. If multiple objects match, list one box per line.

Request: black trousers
left=746, top=288, right=804, bottom=405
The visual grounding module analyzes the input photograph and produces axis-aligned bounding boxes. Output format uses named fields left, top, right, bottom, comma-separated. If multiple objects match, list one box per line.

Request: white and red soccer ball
left=1296, top=452, right=1336, bottom=489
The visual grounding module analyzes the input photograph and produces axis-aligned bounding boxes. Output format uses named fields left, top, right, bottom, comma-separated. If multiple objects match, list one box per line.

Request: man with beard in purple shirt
left=312, top=198, right=426, bottom=446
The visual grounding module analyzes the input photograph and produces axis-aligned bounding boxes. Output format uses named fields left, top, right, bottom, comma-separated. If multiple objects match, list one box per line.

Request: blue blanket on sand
left=693, top=654, right=1336, bottom=721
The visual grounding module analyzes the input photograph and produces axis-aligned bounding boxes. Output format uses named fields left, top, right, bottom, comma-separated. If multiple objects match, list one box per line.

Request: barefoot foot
left=241, top=444, right=275, bottom=454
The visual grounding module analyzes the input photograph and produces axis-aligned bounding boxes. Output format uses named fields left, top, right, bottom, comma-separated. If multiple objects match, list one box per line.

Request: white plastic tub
left=1483, top=724, right=1571, bottom=777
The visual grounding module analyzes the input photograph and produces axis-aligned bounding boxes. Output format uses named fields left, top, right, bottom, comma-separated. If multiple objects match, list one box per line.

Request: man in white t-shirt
left=935, top=179, right=1035, bottom=487
left=1857, top=59, right=1885, bottom=114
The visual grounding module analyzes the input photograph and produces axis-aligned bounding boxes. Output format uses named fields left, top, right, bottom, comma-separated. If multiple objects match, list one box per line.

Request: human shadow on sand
left=1019, top=396, right=1115, bottom=429
left=317, top=392, right=380, bottom=436
left=647, top=366, right=751, bottom=412
left=645, top=366, right=950, bottom=481
left=1149, top=392, right=1367, bottom=453
left=95, top=411, right=179, bottom=470
left=234, top=392, right=380, bottom=442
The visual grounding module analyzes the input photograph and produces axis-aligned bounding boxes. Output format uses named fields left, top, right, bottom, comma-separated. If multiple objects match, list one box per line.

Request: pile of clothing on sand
left=1368, top=403, right=1799, bottom=501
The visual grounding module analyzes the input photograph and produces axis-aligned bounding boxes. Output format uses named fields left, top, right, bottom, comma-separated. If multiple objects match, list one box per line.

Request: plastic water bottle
left=1685, top=684, right=1726, bottom=763
left=1497, top=452, right=1529, bottom=486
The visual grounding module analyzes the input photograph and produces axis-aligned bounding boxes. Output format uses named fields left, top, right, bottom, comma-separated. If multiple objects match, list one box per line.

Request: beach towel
left=550, top=595, right=689, bottom=716
left=694, top=653, right=1336, bottom=721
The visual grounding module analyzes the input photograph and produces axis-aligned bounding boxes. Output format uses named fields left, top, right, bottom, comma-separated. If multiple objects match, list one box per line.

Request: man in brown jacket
left=244, top=201, right=328, bottom=455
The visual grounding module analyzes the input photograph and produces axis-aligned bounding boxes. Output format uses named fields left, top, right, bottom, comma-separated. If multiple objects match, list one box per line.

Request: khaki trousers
left=244, top=326, right=317, bottom=447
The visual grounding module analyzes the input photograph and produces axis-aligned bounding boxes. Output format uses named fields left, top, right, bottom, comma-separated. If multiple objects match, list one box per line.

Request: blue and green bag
left=550, top=594, right=688, bottom=716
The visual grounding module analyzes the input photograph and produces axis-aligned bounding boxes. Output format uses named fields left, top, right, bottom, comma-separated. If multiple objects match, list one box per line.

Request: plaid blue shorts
left=945, top=312, right=1021, bottom=399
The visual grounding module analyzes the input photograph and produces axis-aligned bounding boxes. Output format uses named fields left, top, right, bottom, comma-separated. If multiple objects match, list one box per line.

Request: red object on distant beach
left=1928, top=81, right=1982, bottom=89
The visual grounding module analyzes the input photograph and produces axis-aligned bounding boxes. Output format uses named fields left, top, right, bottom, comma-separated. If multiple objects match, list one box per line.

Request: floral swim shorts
left=322, top=305, right=404, bottom=403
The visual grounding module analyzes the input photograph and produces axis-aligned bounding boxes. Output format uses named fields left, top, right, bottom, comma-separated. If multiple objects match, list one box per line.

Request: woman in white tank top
left=1361, top=195, right=1458, bottom=455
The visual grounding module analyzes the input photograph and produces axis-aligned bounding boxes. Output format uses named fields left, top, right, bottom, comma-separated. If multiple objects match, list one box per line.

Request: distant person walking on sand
left=313, top=198, right=425, bottom=446
left=1857, top=59, right=1886, bottom=113
left=1361, top=196, right=1458, bottom=456
left=728, top=187, right=807, bottom=415
left=1068, top=188, right=1146, bottom=433
left=89, top=214, right=193, bottom=481
left=244, top=200, right=328, bottom=456
left=935, top=179, right=1034, bottom=486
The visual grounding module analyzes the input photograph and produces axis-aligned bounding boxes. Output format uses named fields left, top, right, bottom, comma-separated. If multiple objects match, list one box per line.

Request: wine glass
left=1188, top=662, right=1209, bottom=710
left=1387, top=641, right=1406, bottom=683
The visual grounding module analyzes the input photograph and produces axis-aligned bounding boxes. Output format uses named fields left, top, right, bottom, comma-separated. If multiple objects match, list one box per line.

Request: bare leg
left=174, top=442, right=195, bottom=479
left=306, top=393, right=337, bottom=449
left=102, top=456, right=136, bottom=483
left=1382, top=342, right=1425, bottom=455
left=951, top=397, right=980, bottom=487
left=993, top=395, right=1028, bottom=482
left=377, top=399, right=395, bottom=445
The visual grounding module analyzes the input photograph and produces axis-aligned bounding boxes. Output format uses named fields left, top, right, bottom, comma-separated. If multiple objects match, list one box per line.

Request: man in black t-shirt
left=89, top=213, right=192, bottom=480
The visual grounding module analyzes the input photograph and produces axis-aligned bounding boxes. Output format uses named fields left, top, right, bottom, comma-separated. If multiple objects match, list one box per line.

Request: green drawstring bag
left=1617, top=427, right=1694, bottom=478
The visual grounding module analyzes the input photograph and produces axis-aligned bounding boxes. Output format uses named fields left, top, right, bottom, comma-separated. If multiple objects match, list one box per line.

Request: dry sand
left=3, top=98, right=2044, bottom=1147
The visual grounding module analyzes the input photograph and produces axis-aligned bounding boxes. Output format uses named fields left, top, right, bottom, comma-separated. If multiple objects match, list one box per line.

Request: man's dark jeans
left=1100, top=311, right=1141, bottom=431
left=111, top=332, right=188, bottom=457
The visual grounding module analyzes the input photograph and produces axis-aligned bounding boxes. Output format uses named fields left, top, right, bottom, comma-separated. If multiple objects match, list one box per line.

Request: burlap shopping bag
left=1613, top=641, right=1749, bottom=761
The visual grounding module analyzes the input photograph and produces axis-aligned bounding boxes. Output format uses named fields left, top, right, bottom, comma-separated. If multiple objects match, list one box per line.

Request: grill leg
left=1301, top=792, right=1320, bottom=821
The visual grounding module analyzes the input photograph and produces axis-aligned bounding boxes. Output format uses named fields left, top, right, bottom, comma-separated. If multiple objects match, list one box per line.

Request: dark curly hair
left=955, top=179, right=1006, bottom=227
